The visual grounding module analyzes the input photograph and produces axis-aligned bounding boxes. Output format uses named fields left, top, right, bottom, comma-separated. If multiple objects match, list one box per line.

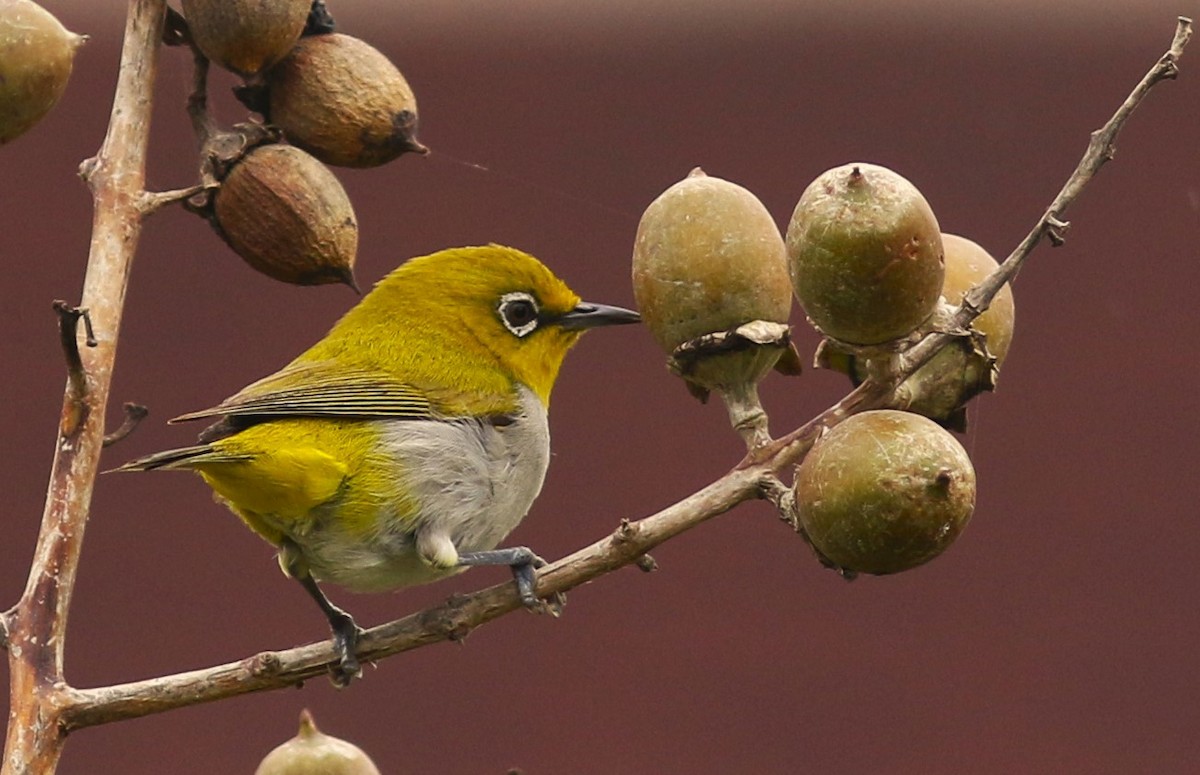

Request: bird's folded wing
left=170, top=360, right=441, bottom=423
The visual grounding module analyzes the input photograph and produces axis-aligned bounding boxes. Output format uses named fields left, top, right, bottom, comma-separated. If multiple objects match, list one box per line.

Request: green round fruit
left=828, top=233, right=1016, bottom=429
left=786, top=163, right=944, bottom=345
left=795, top=410, right=976, bottom=574
left=0, top=0, right=84, bottom=145
left=940, top=233, right=1014, bottom=365
left=255, top=709, right=381, bottom=775
left=182, top=0, right=308, bottom=77
left=267, top=33, right=425, bottom=168
left=632, top=167, right=792, bottom=394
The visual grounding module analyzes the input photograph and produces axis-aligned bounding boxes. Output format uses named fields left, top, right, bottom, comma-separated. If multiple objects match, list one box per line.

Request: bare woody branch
left=62, top=466, right=760, bottom=728
left=2, top=0, right=167, bottom=772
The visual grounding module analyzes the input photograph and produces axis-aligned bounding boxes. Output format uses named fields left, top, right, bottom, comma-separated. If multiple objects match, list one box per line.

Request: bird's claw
left=329, top=620, right=364, bottom=687
left=456, top=547, right=563, bottom=613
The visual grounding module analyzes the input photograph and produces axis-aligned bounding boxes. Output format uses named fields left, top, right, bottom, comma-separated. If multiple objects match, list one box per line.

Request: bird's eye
left=498, top=292, right=540, bottom=337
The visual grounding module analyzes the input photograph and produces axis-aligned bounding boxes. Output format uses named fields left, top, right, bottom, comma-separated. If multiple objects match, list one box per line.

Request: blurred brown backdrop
left=3, top=1, right=1199, bottom=772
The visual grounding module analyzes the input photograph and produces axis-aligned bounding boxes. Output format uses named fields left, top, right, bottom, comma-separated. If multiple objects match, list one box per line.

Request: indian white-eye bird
left=116, top=244, right=640, bottom=684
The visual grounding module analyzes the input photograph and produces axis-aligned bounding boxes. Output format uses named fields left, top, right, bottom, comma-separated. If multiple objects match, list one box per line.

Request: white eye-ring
left=498, top=292, right=540, bottom=337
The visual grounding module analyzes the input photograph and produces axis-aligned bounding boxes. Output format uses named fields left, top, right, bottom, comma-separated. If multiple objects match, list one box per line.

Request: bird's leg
left=456, top=547, right=563, bottom=611
left=290, top=567, right=363, bottom=687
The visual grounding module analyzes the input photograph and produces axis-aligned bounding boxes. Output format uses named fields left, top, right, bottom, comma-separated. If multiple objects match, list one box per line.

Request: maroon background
left=3, top=1, right=1200, bottom=772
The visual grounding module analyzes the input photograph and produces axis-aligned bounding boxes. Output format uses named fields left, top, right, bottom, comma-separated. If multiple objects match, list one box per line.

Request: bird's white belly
left=303, top=386, right=551, bottom=592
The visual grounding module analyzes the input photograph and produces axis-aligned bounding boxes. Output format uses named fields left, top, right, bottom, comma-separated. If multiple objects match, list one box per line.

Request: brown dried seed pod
left=181, top=0, right=308, bottom=77
left=787, top=163, right=944, bottom=345
left=213, top=144, right=359, bottom=288
left=795, top=410, right=976, bottom=575
left=266, top=33, right=426, bottom=168
left=0, top=0, right=85, bottom=145
left=255, top=709, right=381, bottom=775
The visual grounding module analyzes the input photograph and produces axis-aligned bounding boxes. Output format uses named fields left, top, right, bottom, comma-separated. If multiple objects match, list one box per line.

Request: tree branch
left=61, top=466, right=761, bottom=729
left=2, top=1, right=166, bottom=772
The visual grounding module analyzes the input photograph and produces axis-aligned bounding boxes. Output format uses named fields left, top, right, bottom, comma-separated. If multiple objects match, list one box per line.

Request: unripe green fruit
left=940, top=233, right=1014, bottom=365
left=182, top=0, right=308, bottom=77
left=795, top=410, right=975, bottom=574
left=632, top=168, right=793, bottom=396
left=0, top=0, right=84, bottom=145
left=214, top=144, right=359, bottom=288
left=826, top=233, right=1016, bottom=429
left=267, top=33, right=426, bottom=168
left=786, top=163, right=944, bottom=345
left=255, top=709, right=381, bottom=775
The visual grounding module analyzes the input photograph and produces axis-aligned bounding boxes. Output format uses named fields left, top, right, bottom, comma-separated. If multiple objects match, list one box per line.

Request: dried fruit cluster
left=631, top=162, right=1016, bottom=575
left=180, top=0, right=427, bottom=288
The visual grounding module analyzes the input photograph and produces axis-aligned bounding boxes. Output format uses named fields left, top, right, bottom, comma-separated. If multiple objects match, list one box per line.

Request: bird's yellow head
left=319, top=245, right=639, bottom=408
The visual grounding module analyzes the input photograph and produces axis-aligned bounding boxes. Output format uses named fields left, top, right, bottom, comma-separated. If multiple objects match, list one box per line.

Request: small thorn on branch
left=103, top=403, right=149, bottom=448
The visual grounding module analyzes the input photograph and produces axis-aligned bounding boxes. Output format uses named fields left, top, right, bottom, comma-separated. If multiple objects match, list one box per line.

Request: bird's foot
left=328, top=612, right=364, bottom=687
left=457, top=547, right=566, bottom=614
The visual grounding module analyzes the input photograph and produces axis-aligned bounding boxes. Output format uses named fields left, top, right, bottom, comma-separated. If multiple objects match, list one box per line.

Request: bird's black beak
left=556, top=301, right=641, bottom=330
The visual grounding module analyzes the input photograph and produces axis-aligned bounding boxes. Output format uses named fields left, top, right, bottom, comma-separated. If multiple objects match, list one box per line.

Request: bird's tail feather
left=109, top=444, right=215, bottom=473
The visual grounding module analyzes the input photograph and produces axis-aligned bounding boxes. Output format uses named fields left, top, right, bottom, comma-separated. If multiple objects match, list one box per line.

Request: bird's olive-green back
left=181, top=245, right=585, bottom=424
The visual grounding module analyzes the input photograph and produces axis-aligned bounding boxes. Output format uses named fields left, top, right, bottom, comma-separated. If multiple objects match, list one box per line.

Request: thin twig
left=102, top=403, right=149, bottom=448
left=138, top=185, right=207, bottom=215
left=942, top=15, right=1193, bottom=359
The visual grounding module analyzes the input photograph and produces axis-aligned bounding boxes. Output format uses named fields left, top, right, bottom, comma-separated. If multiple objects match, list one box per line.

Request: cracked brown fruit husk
left=632, top=168, right=795, bottom=416
left=787, top=163, right=944, bottom=345
left=825, top=233, right=1016, bottom=430
left=795, top=410, right=976, bottom=575
left=0, top=0, right=85, bottom=145
left=266, top=32, right=426, bottom=168
left=181, top=0, right=308, bottom=77
left=213, top=144, right=359, bottom=288
left=255, top=709, right=381, bottom=775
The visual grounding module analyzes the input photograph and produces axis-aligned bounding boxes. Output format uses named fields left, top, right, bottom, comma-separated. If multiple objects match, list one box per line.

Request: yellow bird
left=117, top=245, right=639, bottom=683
